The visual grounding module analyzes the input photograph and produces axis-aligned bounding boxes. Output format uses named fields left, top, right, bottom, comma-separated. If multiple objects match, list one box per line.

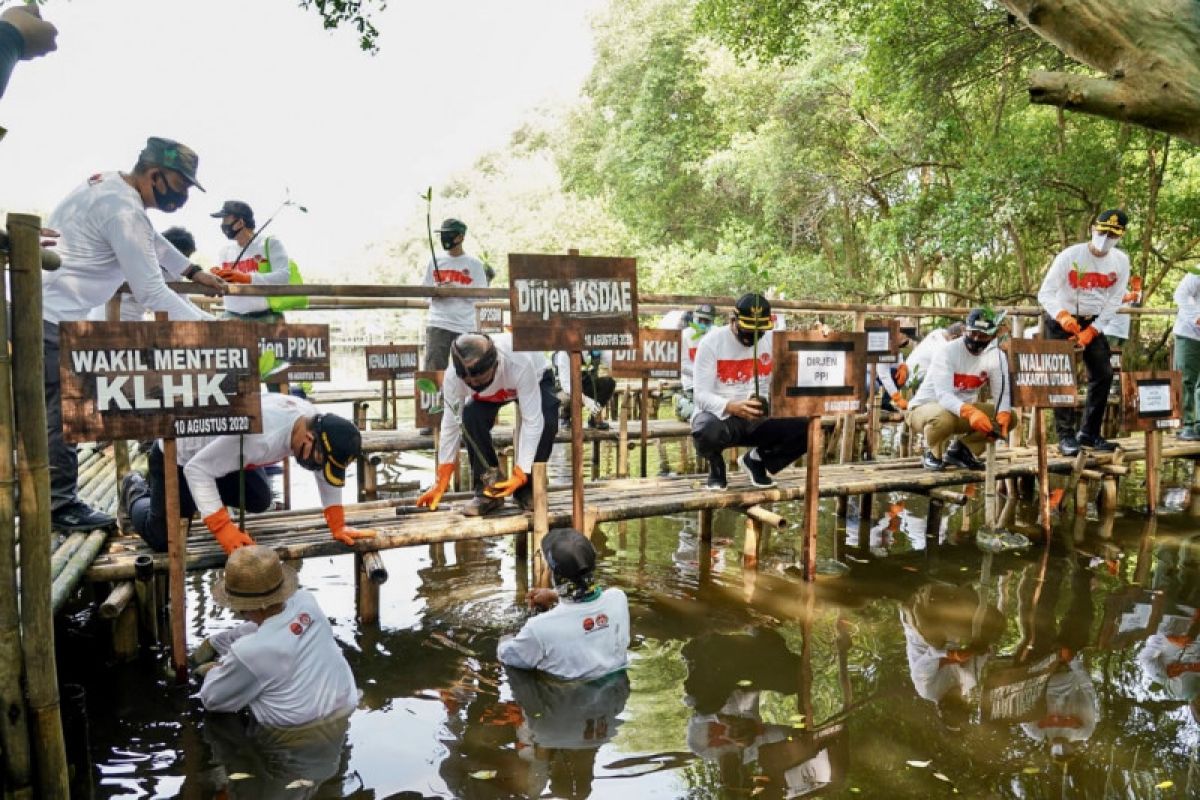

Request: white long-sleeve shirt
left=1018, top=658, right=1098, bottom=744
left=909, top=337, right=1011, bottom=416
left=552, top=350, right=611, bottom=400
left=692, top=326, right=774, bottom=420
left=1038, top=242, right=1130, bottom=331
left=217, top=235, right=292, bottom=315
left=174, top=394, right=341, bottom=519
left=680, top=326, right=706, bottom=392
left=43, top=172, right=212, bottom=324
left=422, top=253, right=489, bottom=334
left=438, top=333, right=550, bottom=473
left=200, top=590, right=358, bottom=728
left=1174, top=275, right=1200, bottom=342
left=879, top=328, right=953, bottom=396
left=498, top=588, right=630, bottom=681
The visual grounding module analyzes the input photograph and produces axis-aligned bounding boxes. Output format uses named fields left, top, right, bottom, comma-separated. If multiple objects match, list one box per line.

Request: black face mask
left=221, top=221, right=240, bottom=240
left=440, top=232, right=460, bottom=250
left=964, top=335, right=991, bottom=355
left=151, top=172, right=189, bottom=212
left=735, top=326, right=764, bottom=348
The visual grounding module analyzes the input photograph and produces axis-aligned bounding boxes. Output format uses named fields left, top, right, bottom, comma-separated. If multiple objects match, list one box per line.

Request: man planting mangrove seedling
left=691, top=293, right=809, bottom=491
left=119, top=394, right=375, bottom=554
left=416, top=332, right=559, bottom=516
left=1037, top=209, right=1131, bottom=456
left=907, top=308, right=1012, bottom=472
left=878, top=322, right=965, bottom=411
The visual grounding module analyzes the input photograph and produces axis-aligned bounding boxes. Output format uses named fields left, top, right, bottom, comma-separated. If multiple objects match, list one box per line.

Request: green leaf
left=258, top=350, right=276, bottom=379
left=416, top=378, right=440, bottom=395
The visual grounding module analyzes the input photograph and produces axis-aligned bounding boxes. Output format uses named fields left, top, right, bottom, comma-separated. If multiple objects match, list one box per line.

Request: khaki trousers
left=906, top=401, right=996, bottom=457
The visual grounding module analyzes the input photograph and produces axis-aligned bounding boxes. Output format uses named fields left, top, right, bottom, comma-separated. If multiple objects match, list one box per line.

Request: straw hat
left=212, top=545, right=299, bottom=611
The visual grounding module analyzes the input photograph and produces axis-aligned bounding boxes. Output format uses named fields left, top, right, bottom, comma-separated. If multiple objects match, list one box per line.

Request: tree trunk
left=1002, top=0, right=1200, bottom=144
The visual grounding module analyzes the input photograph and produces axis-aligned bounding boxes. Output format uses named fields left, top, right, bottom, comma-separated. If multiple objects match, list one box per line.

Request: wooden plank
left=507, top=253, right=638, bottom=352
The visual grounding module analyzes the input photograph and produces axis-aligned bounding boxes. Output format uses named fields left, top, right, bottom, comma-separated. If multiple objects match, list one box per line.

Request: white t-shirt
left=507, top=668, right=629, bottom=749
left=422, top=253, right=489, bottom=334
left=217, top=235, right=292, bottom=315
left=200, top=589, right=358, bottom=728
left=1018, top=658, right=1098, bottom=744
left=878, top=328, right=949, bottom=396
left=438, top=333, right=549, bottom=473
left=497, top=588, right=630, bottom=681
left=692, top=326, right=774, bottom=421
left=680, top=326, right=706, bottom=392
left=900, top=611, right=985, bottom=703
left=1174, top=275, right=1200, bottom=342
left=909, top=337, right=1012, bottom=416
left=1038, top=242, right=1130, bottom=330
left=1137, top=612, right=1200, bottom=701
left=174, top=393, right=341, bottom=518
left=552, top=350, right=611, bottom=399
left=85, top=265, right=203, bottom=322
left=43, top=171, right=211, bottom=324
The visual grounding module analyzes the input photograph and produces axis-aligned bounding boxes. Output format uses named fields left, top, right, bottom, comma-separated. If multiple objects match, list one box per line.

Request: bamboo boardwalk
left=84, top=434, right=1200, bottom=581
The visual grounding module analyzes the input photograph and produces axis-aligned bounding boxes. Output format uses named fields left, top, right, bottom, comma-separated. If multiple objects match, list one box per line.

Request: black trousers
left=1043, top=313, right=1112, bottom=439
left=564, top=373, right=617, bottom=418
left=461, top=371, right=560, bottom=501
left=43, top=322, right=77, bottom=511
left=130, top=444, right=272, bottom=552
left=690, top=411, right=809, bottom=474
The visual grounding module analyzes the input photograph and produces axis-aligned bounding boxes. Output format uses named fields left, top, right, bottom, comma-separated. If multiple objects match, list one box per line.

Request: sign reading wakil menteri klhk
left=610, top=329, right=682, bottom=380
left=771, top=331, right=866, bottom=417
left=258, top=323, right=331, bottom=383
left=507, top=253, right=637, bottom=351
left=59, top=321, right=262, bottom=442
left=365, top=344, right=419, bottom=381
left=1005, top=339, right=1077, bottom=408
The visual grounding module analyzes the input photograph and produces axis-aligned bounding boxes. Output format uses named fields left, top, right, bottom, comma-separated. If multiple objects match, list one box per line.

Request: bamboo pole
left=743, top=505, right=788, bottom=530
left=354, top=554, right=379, bottom=625
left=532, top=462, right=550, bottom=588
left=984, top=440, right=997, bottom=529
left=98, top=582, right=135, bottom=620
left=9, top=212, right=69, bottom=798
left=699, top=508, right=713, bottom=544
left=362, top=551, right=388, bottom=584
left=112, top=602, right=139, bottom=663
left=743, top=517, right=762, bottom=570
left=134, top=555, right=159, bottom=648
left=640, top=376, right=650, bottom=478
left=617, top=389, right=629, bottom=478
left=804, top=417, right=823, bottom=580
left=1035, top=409, right=1050, bottom=538
left=50, top=529, right=107, bottom=615
left=50, top=532, right=87, bottom=582
left=1146, top=429, right=1161, bottom=513
left=569, top=352, right=584, bottom=530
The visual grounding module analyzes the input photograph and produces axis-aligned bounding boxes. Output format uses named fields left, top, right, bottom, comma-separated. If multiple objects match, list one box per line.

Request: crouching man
left=499, top=528, right=630, bottom=681
left=690, top=293, right=808, bottom=491
left=193, top=545, right=358, bottom=728
left=120, top=394, right=375, bottom=554
left=907, top=308, right=1012, bottom=471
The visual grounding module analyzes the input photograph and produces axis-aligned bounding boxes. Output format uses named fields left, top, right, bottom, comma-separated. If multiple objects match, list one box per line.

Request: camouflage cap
left=436, top=218, right=467, bottom=235
left=139, top=136, right=205, bottom=192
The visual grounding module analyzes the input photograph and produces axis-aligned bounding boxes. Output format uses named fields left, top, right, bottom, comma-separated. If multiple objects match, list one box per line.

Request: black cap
left=314, top=413, right=361, bottom=488
left=542, top=528, right=596, bottom=583
left=436, top=218, right=467, bottom=235
left=694, top=303, right=717, bottom=322
left=210, top=200, right=254, bottom=221
left=161, top=226, right=195, bottom=257
left=139, top=136, right=205, bottom=191
left=734, top=293, right=773, bottom=331
left=1094, top=209, right=1128, bottom=237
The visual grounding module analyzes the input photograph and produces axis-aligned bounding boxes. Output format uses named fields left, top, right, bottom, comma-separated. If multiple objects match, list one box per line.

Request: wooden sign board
left=610, top=329, right=682, bottom=380
left=365, top=344, right=419, bottom=381
left=59, top=321, right=262, bottom=443
left=1005, top=339, right=1078, bottom=409
left=413, top=370, right=444, bottom=430
left=771, top=332, right=866, bottom=417
left=257, top=323, right=331, bottom=384
left=863, top=318, right=902, bottom=365
left=507, top=253, right=638, bottom=351
left=476, top=304, right=506, bottom=334
left=1121, top=370, right=1182, bottom=431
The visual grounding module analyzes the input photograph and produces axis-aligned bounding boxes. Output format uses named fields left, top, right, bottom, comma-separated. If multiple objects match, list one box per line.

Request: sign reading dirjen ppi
left=59, top=321, right=263, bottom=442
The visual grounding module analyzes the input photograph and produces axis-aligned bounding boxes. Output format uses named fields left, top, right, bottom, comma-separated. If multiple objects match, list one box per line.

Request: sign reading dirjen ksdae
left=59, top=321, right=263, bottom=442
left=507, top=253, right=638, bottom=352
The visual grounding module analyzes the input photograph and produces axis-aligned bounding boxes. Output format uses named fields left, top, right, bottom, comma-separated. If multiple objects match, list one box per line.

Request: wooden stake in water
left=569, top=351, right=585, bottom=530
left=983, top=439, right=997, bottom=532
left=532, top=463, right=551, bottom=588
left=1035, top=409, right=1050, bottom=538
left=1146, top=428, right=1161, bottom=513
left=640, top=376, right=650, bottom=478
left=804, top=416, right=823, bottom=581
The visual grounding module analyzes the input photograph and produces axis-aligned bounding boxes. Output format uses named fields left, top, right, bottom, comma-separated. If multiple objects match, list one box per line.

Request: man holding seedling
left=417, top=332, right=559, bottom=516
left=421, top=218, right=490, bottom=372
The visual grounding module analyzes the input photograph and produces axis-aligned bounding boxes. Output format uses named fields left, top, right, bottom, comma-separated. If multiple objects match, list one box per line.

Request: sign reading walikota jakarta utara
left=364, top=344, right=419, bottom=382
left=771, top=331, right=866, bottom=417
left=1005, top=339, right=1078, bottom=408
left=610, top=329, right=682, bottom=380
left=59, top=321, right=262, bottom=442
left=507, top=253, right=638, bottom=352
left=1122, top=370, right=1182, bottom=432
left=257, top=323, right=331, bottom=384
left=413, top=370, right=444, bottom=430
left=476, top=304, right=506, bottom=334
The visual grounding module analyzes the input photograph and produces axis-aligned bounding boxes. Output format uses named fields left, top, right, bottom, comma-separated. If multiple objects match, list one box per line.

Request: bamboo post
left=280, top=381, right=292, bottom=510
left=390, top=377, right=399, bottom=423
left=354, top=553, right=379, bottom=625
left=570, top=352, right=585, bottom=530
left=9, top=212, right=69, bottom=796
left=380, top=378, right=389, bottom=426
left=98, top=582, right=135, bottom=620
left=680, top=432, right=692, bottom=475
left=0, top=221, right=31, bottom=795
left=699, top=508, right=713, bottom=544
left=134, top=555, right=159, bottom=648
left=804, top=417, right=823, bottom=581
left=362, top=551, right=388, bottom=584
left=1146, top=429, right=1161, bottom=513
left=112, top=602, right=139, bottom=663
left=617, top=389, right=629, bottom=478
left=743, top=517, right=762, bottom=570
left=532, top=462, right=551, bottom=588
left=743, top=505, right=788, bottom=529
left=592, top=439, right=601, bottom=481
left=863, top=363, right=877, bottom=461
left=1035, top=409, right=1050, bottom=538
left=1189, top=459, right=1200, bottom=517
left=925, top=500, right=944, bottom=548
left=984, top=440, right=997, bottom=529
left=640, top=375, right=650, bottom=477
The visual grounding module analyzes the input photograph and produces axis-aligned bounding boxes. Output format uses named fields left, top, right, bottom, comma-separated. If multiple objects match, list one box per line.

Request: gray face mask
left=1091, top=232, right=1114, bottom=255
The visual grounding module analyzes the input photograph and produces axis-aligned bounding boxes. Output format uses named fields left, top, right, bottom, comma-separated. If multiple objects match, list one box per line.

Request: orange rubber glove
left=1074, top=325, right=1099, bottom=348
left=1123, top=275, right=1143, bottom=302
left=890, top=392, right=908, bottom=411
left=324, top=505, right=377, bottom=546
left=203, top=508, right=255, bottom=554
left=959, top=403, right=993, bottom=435
left=996, top=410, right=1012, bottom=438
left=212, top=267, right=252, bottom=284
left=1055, top=310, right=1081, bottom=335
left=893, top=363, right=909, bottom=388
left=483, top=465, right=528, bottom=499
left=416, top=463, right=457, bottom=511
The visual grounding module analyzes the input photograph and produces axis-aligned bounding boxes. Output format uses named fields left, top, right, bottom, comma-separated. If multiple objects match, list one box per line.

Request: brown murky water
left=59, top=400, right=1200, bottom=799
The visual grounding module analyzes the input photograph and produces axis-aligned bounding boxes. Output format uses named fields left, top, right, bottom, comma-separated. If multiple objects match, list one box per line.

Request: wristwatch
left=183, top=264, right=201, bottom=279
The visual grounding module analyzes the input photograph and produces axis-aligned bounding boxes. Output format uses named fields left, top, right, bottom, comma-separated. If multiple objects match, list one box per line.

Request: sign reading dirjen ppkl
left=365, top=344, right=419, bottom=381
left=507, top=253, right=638, bottom=352
left=257, top=323, right=331, bottom=383
left=59, top=321, right=262, bottom=442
